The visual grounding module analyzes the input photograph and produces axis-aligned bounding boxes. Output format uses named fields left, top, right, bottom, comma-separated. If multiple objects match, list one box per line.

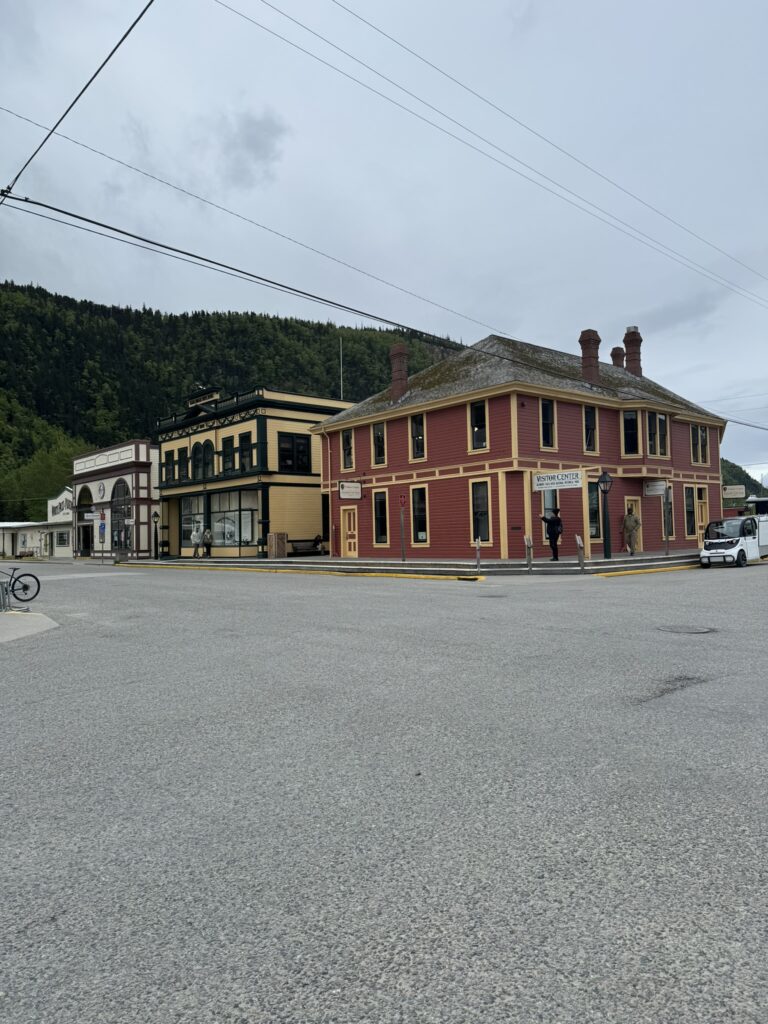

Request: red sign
left=399, top=494, right=406, bottom=507
left=100, top=511, right=106, bottom=522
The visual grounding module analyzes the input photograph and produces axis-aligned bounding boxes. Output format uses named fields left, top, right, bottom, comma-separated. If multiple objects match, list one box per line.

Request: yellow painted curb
left=596, top=564, right=699, bottom=578
left=116, top=563, right=484, bottom=582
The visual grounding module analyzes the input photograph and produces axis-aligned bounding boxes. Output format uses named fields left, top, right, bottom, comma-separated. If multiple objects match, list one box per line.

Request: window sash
left=471, top=481, right=489, bottom=542
left=341, top=429, right=353, bottom=469
left=222, top=437, right=235, bottom=473
left=623, top=411, right=639, bottom=454
left=239, top=432, right=252, bottom=472
left=691, top=424, right=700, bottom=463
left=584, top=406, right=597, bottom=452
left=411, top=487, right=427, bottom=542
left=470, top=402, right=487, bottom=450
left=684, top=486, right=696, bottom=535
left=164, top=451, right=175, bottom=482
left=374, top=492, right=388, bottom=543
left=410, top=415, right=425, bottom=459
left=588, top=482, right=601, bottom=538
left=541, top=400, right=555, bottom=448
left=372, top=423, right=386, bottom=465
left=279, top=433, right=311, bottom=473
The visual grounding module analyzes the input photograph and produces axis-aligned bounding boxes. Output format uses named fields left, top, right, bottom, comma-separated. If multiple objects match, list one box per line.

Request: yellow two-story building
left=156, top=386, right=350, bottom=558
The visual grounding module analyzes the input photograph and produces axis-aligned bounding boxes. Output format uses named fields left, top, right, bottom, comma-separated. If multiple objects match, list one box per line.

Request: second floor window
left=279, top=433, right=311, bottom=473
left=372, top=422, right=386, bottom=465
left=622, top=410, right=639, bottom=455
left=541, top=399, right=555, bottom=449
left=164, top=450, right=175, bottom=483
left=191, top=443, right=203, bottom=481
left=470, top=401, right=488, bottom=450
left=239, top=432, right=252, bottom=472
left=222, top=437, right=235, bottom=474
left=410, top=414, right=425, bottom=460
left=341, top=429, right=354, bottom=470
left=648, top=412, right=668, bottom=456
left=584, top=406, right=597, bottom=452
left=178, top=449, right=189, bottom=481
left=202, top=440, right=215, bottom=478
left=691, top=424, right=709, bottom=464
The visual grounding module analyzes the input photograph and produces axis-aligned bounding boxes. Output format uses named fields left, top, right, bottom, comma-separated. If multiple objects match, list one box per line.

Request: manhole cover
left=657, top=625, right=716, bottom=635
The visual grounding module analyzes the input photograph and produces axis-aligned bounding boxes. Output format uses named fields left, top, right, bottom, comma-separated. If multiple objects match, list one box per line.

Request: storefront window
left=181, top=495, right=204, bottom=543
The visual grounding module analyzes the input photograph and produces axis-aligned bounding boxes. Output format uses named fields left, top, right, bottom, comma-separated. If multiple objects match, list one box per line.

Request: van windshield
left=705, top=519, right=743, bottom=540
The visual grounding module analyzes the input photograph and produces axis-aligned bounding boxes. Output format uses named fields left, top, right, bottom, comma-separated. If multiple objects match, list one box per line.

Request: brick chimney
left=623, top=327, right=643, bottom=376
left=610, top=346, right=625, bottom=368
left=578, top=329, right=601, bottom=385
left=390, top=342, right=408, bottom=401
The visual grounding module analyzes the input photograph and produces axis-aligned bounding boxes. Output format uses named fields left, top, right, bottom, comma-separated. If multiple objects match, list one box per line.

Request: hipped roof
left=318, top=335, right=724, bottom=429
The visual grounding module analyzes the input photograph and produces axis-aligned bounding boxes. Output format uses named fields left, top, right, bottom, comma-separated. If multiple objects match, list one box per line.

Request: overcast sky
left=1, top=0, right=767, bottom=483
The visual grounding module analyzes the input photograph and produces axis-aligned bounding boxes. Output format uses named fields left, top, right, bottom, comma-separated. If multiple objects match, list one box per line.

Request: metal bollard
left=0, top=581, right=10, bottom=611
left=524, top=535, right=533, bottom=573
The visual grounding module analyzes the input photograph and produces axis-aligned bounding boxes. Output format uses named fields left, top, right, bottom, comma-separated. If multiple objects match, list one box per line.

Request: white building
left=72, top=441, right=160, bottom=559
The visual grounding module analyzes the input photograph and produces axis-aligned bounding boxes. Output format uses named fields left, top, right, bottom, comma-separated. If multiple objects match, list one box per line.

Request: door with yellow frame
left=695, top=486, right=709, bottom=545
left=623, top=496, right=643, bottom=553
left=340, top=505, right=358, bottom=557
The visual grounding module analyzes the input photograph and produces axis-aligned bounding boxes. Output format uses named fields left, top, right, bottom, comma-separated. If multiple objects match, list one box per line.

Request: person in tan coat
left=622, top=507, right=641, bottom=555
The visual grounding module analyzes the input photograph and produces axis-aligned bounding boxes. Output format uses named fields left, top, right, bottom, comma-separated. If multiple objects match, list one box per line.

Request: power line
left=696, top=390, right=768, bottom=405
left=5, top=193, right=760, bottom=427
left=0, top=0, right=156, bottom=207
left=212, top=1, right=768, bottom=313
left=327, top=0, right=768, bottom=288
left=0, top=106, right=512, bottom=338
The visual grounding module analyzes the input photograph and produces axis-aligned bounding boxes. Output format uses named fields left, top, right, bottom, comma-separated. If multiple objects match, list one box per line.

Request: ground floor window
left=471, top=479, right=490, bottom=542
left=411, top=486, right=428, bottom=544
left=663, top=488, right=675, bottom=539
left=684, top=486, right=696, bottom=537
left=211, top=490, right=258, bottom=545
left=373, top=491, right=388, bottom=545
left=56, top=530, right=70, bottom=547
left=588, top=482, right=601, bottom=539
left=181, top=495, right=205, bottom=543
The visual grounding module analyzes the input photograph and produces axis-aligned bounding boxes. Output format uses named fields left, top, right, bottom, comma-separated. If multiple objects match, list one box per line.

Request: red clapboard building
left=313, top=328, right=726, bottom=561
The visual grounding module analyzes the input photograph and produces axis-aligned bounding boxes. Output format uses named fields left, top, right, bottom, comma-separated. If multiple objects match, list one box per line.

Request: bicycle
left=0, top=566, right=41, bottom=603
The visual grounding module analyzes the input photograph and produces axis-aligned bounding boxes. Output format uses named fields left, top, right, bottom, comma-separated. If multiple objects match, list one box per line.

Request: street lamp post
left=152, top=510, right=159, bottom=560
left=598, top=471, right=613, bottom=560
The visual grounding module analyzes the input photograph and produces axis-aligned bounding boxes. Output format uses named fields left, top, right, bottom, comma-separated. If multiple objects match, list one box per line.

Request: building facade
left=314, top=329, right=726, bottom=560
left=156, top=386, right=350, bottom=558
left=72, top=441, right=159, bottom=558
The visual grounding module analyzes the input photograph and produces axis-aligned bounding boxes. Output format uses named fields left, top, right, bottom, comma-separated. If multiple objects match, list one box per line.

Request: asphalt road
left=2, top=562, right=766, bottom=1023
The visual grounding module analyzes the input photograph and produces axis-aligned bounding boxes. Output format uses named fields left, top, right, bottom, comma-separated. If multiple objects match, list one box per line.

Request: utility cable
left=0, top=0, right=156, bottom=207
left=327, top=0, right=768, bottom=287
left=213, top=1, right=768, bottom=313
left=2, top=193, right=747, bottom=417
left=0, top=106, right=510, bottom=338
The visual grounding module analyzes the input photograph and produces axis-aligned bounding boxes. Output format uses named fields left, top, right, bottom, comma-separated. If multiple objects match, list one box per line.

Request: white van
left=700, top=515, right=768, bottom=568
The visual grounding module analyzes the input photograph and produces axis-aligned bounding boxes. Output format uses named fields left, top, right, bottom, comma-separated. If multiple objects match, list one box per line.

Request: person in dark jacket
left=540, top=507, right=563, bottom=560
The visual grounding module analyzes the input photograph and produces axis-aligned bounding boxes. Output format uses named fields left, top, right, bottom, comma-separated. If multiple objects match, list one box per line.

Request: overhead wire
left=4, top=192, right=672, bottom=398
left=327, top=0, right=768, bottom=287
left=212, top=0, right=768, bottom=313
left=0, top=0, right=156, bottom=207
left=0, top=106, right=511, bottom=338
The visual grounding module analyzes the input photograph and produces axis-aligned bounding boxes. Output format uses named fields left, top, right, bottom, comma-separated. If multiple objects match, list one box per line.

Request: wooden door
left=696, top=487, right=709, bottom=546
left=341, top=506, right=358, bottom=557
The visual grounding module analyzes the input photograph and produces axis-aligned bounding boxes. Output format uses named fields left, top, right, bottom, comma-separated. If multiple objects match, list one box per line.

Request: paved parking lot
left=2, top=562, right=766, bottom=1023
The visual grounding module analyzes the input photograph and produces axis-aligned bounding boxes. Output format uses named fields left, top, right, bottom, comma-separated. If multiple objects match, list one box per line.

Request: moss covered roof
left=320, top=334, right=723, bottom=428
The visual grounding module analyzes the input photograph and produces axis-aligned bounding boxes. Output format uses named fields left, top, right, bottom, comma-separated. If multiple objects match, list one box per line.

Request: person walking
left=190, top=525, right=201, bottom=559
left=540, top=507, right=563, bottom=561
left=202, top=526, right=213, bottom=558
left=622, top=506, right=641, bottom=555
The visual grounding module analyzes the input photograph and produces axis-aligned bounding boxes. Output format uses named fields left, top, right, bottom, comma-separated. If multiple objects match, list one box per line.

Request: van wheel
left=736, top=550, right=747, bottom=568
left=700, top=561, right=711, bottom=569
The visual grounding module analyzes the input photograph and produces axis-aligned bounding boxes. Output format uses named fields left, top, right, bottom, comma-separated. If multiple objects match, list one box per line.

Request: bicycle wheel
left=11, top=573, right=40, bottom=602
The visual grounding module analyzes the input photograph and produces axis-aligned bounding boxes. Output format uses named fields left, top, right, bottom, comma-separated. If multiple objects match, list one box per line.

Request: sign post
left=99, top=521, right=105, bottom=564
left=399, top=494, right=406, bottom=562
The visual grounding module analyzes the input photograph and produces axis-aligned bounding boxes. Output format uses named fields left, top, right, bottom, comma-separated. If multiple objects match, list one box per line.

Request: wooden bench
left=290, top=537, right=325, bottom=556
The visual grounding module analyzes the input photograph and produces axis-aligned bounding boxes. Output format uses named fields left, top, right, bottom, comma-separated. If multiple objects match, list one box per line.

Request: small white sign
left=339, top=481, right=362, bottom=499
left=722, top=485, right=746, bottom=498
left=83, top=512, right=98, bottom=520
left=643, top=479, right=668, bottom=496
left=532, top=470, right=582, bottom=492
left=124, top=518, right=135, bottom=526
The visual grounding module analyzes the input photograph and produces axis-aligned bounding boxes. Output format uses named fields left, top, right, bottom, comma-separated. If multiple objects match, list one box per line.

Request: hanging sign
left=532, top=470, right=583, bottom=492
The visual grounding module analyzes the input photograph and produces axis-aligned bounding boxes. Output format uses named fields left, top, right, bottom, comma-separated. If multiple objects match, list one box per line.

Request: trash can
left=267, top=532, right=288, bottom=559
